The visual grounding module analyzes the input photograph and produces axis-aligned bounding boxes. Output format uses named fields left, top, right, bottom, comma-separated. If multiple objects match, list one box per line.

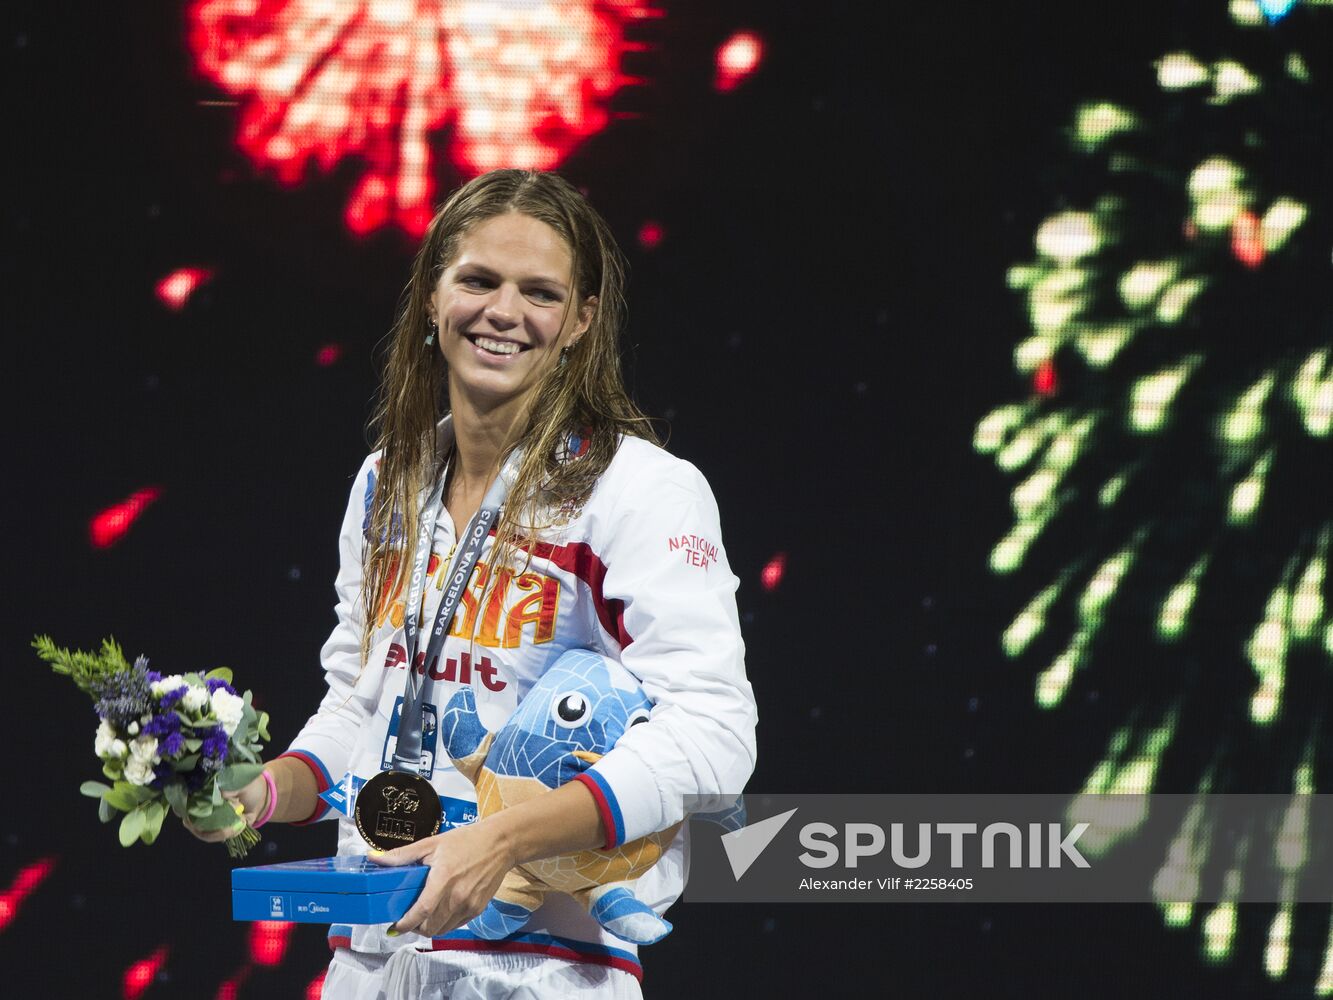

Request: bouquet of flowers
left=33, top=635, right=270, bottom=857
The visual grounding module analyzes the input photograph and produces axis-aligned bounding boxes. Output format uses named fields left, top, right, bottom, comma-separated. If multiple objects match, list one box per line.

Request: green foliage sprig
left=32, top=634, right=132, bottom=697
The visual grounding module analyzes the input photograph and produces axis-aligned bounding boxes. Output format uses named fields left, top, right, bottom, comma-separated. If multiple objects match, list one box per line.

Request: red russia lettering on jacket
left=375, top=555, right=562, bottom=650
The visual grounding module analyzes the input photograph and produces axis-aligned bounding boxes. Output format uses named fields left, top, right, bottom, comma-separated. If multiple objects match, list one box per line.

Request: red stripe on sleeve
left=572, top=773, right=618, bottom=851
left=277, top=751, right=330, bottom=825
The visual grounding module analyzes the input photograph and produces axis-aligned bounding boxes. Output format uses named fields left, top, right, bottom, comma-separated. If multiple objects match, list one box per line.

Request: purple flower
left=91, top=659, right=152, bottom=726
left=159, top=730, right=185, bottom=757
left=150, top=762, right=175, bottom=790
left=144, top=714, right=185, bottom=759
left=142, top=712, right=180, bottom=737
left=205, top=678, right=237, bottom=697
left=158, top=686, right=187, bottom=710
left=201, top=724, right=229, bottom=762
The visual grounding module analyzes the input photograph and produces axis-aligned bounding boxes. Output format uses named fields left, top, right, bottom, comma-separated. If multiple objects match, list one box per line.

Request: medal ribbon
left=390, top=447, right=523, bottom=772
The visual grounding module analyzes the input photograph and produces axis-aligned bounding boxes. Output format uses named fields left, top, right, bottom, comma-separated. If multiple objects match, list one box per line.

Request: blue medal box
left=231, top=856, right=427, bottom=924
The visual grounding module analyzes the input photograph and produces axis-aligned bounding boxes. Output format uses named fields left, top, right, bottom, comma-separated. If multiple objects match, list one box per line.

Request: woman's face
left=429, top=212, right=591, bottom=413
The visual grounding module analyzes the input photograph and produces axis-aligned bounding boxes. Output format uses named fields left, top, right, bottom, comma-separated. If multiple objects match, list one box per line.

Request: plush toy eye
left=613, top=708, right=652, bottom=749
left=552, top=691, right=591, bottom=728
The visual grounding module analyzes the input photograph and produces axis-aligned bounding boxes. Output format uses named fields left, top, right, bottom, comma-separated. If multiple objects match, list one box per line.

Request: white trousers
left=322, top=947, right=644, bottom=1000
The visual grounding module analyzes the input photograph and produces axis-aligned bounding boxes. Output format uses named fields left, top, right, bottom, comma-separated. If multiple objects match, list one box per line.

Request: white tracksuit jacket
left=281, top=427, right=758, bottom=985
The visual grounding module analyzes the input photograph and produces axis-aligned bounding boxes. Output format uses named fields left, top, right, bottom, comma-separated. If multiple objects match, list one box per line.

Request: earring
left=558, top=345, right=570, bottom=368
left=425, top=319, right=438, bottom=347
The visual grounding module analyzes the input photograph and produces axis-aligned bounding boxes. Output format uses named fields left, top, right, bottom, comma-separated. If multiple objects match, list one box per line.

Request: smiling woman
left=189, top=170, right=758, bottom=1000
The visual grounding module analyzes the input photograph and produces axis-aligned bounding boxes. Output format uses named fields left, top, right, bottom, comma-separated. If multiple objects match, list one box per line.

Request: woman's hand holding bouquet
left=34, top=635, right=271, bottom=857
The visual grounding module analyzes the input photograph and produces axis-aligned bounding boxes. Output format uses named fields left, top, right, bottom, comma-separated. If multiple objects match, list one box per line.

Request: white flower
left=182, top=688, right=210, bottom=714
left=124, top=757, right=155, bottom=786
left=210, top=689, right=245, bottom=736
left=94, top=719, right=117, bottom=758
left=109, top=739, right=128, bottom=759
left=127, top=721, right=140, bottom=735
left=181, top=685, right=210, bottom=713
left=150, top=674, right=186, bottom=697
left=129, top=735, right=160, bottom=765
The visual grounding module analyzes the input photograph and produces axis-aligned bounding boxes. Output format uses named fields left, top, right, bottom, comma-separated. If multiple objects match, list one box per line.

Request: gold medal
left=354, top=770, right=443, bottom=851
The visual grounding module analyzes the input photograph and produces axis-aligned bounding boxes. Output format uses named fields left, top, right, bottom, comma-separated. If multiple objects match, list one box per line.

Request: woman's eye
left=460, top=275, right=491, bottom=289
left=528, top=288, right=559, bottom=303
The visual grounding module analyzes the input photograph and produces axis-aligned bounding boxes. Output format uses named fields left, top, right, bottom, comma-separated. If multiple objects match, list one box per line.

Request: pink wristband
left=252, top=770, right=278, bottom=829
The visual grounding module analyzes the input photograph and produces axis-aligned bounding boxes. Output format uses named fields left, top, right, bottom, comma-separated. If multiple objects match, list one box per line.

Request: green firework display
left=979, top=0, right=1333, bottom=989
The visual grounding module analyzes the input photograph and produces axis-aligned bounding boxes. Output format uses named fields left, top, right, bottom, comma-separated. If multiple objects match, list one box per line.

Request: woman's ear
left=576, top=295, right=598, bottom=337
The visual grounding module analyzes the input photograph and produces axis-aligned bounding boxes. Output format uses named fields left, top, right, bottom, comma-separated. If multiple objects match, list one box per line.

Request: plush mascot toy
left=439, top=648, right=679, bottom=945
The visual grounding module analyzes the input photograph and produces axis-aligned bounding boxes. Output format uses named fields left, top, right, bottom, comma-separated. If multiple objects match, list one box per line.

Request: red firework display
left=1032, top=358, right=1058, bottom=397
left=636, top=218, right=664, bottom=249
left=121, top=946, right=169, bottom=1000
left=89, top=487, right=163, bottom=550
left=248, top=919, right=296, bottom=966
left=154, top=267, right=214, bottom=311
left=187, top=0, right=657, bottom=235
left=0, top=857, right=56, bottom=934
left=714, top=30, right=763, bottom=92
left=760, top=552, right=788, bottom=593
left=1230, top=209, right=1266, bottom=269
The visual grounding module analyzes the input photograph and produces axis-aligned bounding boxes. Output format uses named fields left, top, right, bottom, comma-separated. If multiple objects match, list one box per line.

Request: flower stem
left=225, top=825, right=261, bottom=859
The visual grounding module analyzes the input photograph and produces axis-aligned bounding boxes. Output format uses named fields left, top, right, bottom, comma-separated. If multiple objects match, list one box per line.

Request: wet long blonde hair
left=360, top=170, right=658, bottom=662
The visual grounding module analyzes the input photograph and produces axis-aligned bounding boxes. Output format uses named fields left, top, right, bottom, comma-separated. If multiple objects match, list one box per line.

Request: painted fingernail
left=369, top=849, right=384, bottom=856
left=232, top=802, right=246, bottom=816
left=385, top=926, right=400, bottom=937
